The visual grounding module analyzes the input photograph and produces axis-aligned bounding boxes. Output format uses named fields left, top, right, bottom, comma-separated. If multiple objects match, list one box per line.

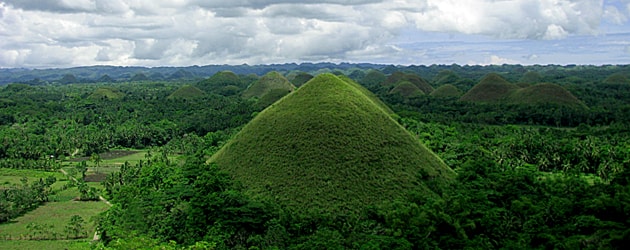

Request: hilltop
left=167, top=85, right=206, bottom=100
left=242, top=71, right=295, bottom=99
left=382, top=71, right=434, bottom=94
left=507, top=83, right=586, bottom=108
left=196, top=71, right=244, bottom=95
left=460, top=73, right=519, bottom=102
left=88, top=87, right=125, bottom=100
left=209, top=73, right=453, bottom=215
left=389, top=81, right=425, bottom=98
left=430, top=84, right=463, bottom=98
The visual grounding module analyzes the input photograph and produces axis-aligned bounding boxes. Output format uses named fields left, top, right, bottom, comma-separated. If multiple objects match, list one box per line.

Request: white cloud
left=604, top=5, right=628, bottom=24
left=0, top=0, right=627, bottom=68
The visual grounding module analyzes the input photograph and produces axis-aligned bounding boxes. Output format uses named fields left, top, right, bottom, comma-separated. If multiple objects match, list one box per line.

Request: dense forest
left=1, top=63, right=630, bottom=249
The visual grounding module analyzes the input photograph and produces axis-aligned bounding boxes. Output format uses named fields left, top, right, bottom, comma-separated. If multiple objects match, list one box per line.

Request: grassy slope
left=430, top=84, right=463, bottom=98
left=167, top=85, right=205, bottom=99
left=88, top=87, right=124, bottom=100
left=242, top=71, right=295, bottom=99
left=210, top=73, right=453, bottom=215
left=336, top=74, right=395, bottom=115
left=390, top=81, right=424, bottom=98
left=382, top=72, right=434, bottom=94
left=460, top=73, right=519, bottom=102
left=507, top=83, right=586, bottom=108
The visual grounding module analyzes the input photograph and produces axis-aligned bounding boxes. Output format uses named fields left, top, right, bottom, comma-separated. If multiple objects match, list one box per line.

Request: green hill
left=242, top=71, right=295, bottom=99
left=382, top=72, right=434, bottom=94
left=433, top=70, right=460, bottom=85
left=518, top=71, right=543, bottom=84
left=336, top=74, right=394, bottom=115
left=603, top=73, right=630, bottom=85
left=507, top=83, right=586, bottom=108
left=430, top=84, right=463, bottom=98
left=288, top=72, right=314, bottom=87
left=167, top=85, right=206, bottom=100
left=88, top=87, right=125, bottom=100
left=209, top=73, right=453, bottom=216
left=360, top=69, right=387, bottom=88
left=460, top=73, right=519, bottom=102
left=197, top=71, right=243, bottom=95
left=130, top=73, right=149, bottom=82
left=389, top=81, right=424, bottom=98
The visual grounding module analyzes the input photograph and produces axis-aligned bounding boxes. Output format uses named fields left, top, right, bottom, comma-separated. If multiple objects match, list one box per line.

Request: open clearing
left=0, top=198, right=108, bottom=239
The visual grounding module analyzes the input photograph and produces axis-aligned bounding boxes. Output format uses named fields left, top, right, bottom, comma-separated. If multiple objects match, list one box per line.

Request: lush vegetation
left=1, top=63, right=629, bottom=249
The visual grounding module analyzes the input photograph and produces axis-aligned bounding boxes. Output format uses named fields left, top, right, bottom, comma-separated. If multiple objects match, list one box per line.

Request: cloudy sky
left=1, top=0, right=630, bottom=68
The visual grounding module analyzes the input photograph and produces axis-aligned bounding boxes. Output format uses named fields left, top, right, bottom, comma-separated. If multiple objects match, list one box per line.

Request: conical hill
left=389, top=81, right=424, bottom=98
left=382, top=72, right=434, bottom=94
left=460, top=73, right=519, bottom=102
left=209, top=73, right=453, bottom=215
left=167, top=85, right=205, bottom=100
left=242, top=71, right=295, bottom=99
left=430, top=84, right=463, bottom=98
left=88, top=87, right=124, bottom=100
left=507, top=83, right=586, bottom=108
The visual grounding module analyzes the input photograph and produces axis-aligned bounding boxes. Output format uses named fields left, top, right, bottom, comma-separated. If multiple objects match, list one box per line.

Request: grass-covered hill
left=460, top=73, right=519, bottom=102
left=382, top=71, right=434, bottom=94
left=507, top=83, right=586, bottom=108
left=287, top=72, right=314, bottom=87
left=209, top=73, right=453, bottom=215
left=167, top=85, right=206, bottom=100
left=88, top=87, right=125, bottom=100
left=336, top=74, right=395, bottom=115
left=242, top=71, right=295, bottom=99
left=196, top=71, right=244, bottom=95
left=430, top=84, right=463, bottom=98
left=603, top=72, right=630, bottom=85
left=518, top=71, right=543, bottom=84
left=433, top=70, right=460, bottom=86
left=389, top=81, right=424, bottom=98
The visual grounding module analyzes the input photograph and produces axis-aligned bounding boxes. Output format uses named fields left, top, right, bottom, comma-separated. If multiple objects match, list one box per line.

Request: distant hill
left=168, top=69, right=195, bottom=80
left=196, top=71, right=244, bottom=95
left=460, top=73, right=519, bottom=102
left=97, top=74, right=115, bottom=83
left=430, top=84, right=463, bottom=98
left=130, top=73, right=149, bottom=82
left=518, top=71, right=543, bottom=84
left=603, top=72, right=630, bottom=85
left=287, top=72, right=314, bottom=87
left=507, top=83, right=586, bottom=108
left=167, top=85, right=206, bottom=100
left=360, top=69, right=387, bottom=88
left=88, top=87, right=125, bottom=100
left=433, top=70, right=460, bottom=86
left=382, top=71, right=434, bottom=94
left=209, top=73, right=453, bottom=216
left=389, top=81, right=424, bottom=98
left=242, top=71, right=295, bottom=99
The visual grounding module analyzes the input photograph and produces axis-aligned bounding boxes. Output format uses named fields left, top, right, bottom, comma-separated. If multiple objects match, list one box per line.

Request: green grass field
left=0, top=168, right=65, bottom=186
left=0, top=200, right=108, bottom=239
left=0, top=240, right=92, bottom=250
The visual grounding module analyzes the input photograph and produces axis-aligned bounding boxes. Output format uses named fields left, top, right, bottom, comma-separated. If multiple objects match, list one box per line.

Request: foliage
left=0, top=176, right=55, bottom=223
